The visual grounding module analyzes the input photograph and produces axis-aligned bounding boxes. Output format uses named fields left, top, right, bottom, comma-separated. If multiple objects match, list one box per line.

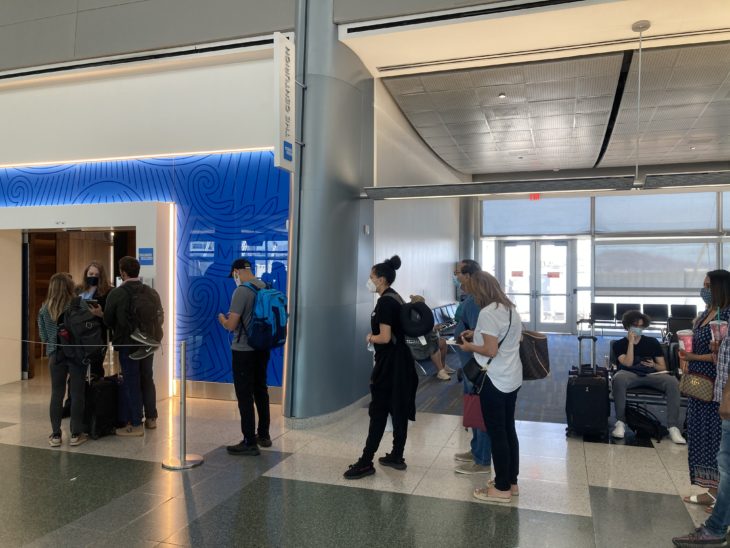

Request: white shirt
left=473, top=302, right=523, bottom=393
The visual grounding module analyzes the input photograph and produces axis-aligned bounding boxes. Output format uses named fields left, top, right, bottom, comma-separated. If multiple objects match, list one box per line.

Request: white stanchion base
left=162, top=454, right=204, bottom=470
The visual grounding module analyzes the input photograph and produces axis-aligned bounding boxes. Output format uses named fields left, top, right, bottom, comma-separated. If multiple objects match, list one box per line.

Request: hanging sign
left=274, top=32, right=295, bottom=173
left=511, top=271, right=524, bottom=278
left=547, top=272, right=560, bottom=278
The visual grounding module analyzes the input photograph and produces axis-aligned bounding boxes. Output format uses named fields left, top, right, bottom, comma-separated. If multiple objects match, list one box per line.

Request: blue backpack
left=241, top=282, right=288, bottom=350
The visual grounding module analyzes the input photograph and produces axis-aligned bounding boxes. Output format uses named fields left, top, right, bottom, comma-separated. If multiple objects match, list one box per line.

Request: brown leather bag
left=679, top=372, right=714, bottom=402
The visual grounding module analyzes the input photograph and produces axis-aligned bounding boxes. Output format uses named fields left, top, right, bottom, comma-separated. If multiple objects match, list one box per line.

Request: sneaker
left=130, top=328, right=161, bottom=347
left=454, top=462, right=491, bottom=475
left=48, top=433, right=62, bottom=447
left=437, top=369, right=451, bottom=381
left=473, top=485, right=512, bottom=504
left=116, top=424, right=144, bottom=437
left=129, top=346, right=156, bottom=360
left=612, top=420, right=626, bottom=439
left=378, top=453, right=407, bottom=470
left=343, top=459, right=376, bottom=480
left=255, top=435, right=272, bottom=448
left=454, top=451, right=474, bottom=462
left=669, top=426, right=687, bottom=445
left=227, top=440, right=260, bottom=456
left=70, top=432, right=89, bottom=446
left=444, top=365, right=456, bottom=374
left=672, top=526, right=727, bottom=547
left=145, top=418, right=157, bottom=430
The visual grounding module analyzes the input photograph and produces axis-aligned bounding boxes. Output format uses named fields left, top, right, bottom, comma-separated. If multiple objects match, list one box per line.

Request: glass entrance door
left=502, top=241, right=572, bottom=332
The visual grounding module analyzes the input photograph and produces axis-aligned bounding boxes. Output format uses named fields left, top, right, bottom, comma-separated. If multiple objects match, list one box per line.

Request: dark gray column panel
left=459, top=197, right=476, bottom=260
left=286, top=0, right=375, bottom=417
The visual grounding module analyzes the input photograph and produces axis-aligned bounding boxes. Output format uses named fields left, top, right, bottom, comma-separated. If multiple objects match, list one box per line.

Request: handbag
left=463, top=393, right=486, bottom=431
left=520, top=330, right=550, bottom=380
left=679, top=372, right=715, bottom=402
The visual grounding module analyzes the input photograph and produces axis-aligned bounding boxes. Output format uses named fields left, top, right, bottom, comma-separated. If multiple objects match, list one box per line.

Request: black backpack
left=57, top=297, right=105, bottom=367
left=384, top=294, right=435, bottom=338
left=625, top=404, right=669, bottom=442
left=121, top=283, right=164, bottom=342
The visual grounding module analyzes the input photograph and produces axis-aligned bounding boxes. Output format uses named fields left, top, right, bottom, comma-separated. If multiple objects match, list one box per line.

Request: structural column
left=284, top=0, right=375, bottom=417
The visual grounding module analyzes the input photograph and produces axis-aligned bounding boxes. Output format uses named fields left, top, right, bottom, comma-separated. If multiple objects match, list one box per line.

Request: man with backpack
left=218, top=258, right=279, bottom=456
left=99, top=256, right=162, bottom=436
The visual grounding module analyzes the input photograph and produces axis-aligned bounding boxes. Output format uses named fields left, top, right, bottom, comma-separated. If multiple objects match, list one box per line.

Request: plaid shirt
left=714, top=337, right=730, bottom=403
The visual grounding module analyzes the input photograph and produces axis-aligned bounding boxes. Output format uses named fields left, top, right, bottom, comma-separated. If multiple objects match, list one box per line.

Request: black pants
left=139, top=353, right=157, bottom=420
left=232, top=349, right=270, bottom=444
left=480, top=374, right=520, bottom=492
left=50, top=354, right=85, bottom=436
left=362, top=385, right=409, bottom=463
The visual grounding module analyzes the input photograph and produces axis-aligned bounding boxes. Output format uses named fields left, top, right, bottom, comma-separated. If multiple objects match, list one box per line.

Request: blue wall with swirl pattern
left=0, top=151, right=290, bottom=386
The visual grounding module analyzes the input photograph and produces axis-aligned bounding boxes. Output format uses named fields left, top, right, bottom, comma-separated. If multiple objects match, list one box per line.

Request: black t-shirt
left=371, top=288, right=405, bottom=349
left=613, top=336, right=663, bottom=366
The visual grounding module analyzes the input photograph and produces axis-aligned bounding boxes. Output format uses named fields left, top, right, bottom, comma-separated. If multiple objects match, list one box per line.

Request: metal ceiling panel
left=408, top=110, right=444, bottom=127
left=421, top=72, right=475, bottom=92
left=439, top=108, right=487, bottom=123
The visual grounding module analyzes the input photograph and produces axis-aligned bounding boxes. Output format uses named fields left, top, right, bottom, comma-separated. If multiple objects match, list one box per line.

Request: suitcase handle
left=577, top=335, right=597, bottom=342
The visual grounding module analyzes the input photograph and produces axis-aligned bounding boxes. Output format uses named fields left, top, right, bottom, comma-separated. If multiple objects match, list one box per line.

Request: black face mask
left=86, top=276, right=99, bottom=287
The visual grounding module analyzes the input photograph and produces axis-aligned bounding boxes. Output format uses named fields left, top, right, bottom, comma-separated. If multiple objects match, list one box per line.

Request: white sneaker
left=436, top=369, right=451, bottom=381
left=612, top=420, right=625, bottom=439
left=668, top=426, right=687, bottom=444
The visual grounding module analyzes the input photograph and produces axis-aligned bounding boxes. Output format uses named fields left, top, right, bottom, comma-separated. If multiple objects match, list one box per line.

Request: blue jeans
left=705, top=419, right=730, bottom=535
left=462, top=364, right=492, bottom=466
left=118, top=348, right=143, bottom=427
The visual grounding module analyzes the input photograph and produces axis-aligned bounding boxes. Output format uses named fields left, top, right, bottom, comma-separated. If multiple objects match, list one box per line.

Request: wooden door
left=28, top=233, right=57, bottom=377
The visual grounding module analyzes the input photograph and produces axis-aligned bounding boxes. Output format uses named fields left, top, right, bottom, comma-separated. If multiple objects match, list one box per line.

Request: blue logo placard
left=283, top=141, right=293, bottom=161
left=138, top=248, right=154, bottom=266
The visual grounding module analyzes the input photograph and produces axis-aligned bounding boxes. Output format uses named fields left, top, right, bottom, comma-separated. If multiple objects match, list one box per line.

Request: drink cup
left=710, top=320, right=728, bottom=341
left=677, top=329, right=694, bottom=353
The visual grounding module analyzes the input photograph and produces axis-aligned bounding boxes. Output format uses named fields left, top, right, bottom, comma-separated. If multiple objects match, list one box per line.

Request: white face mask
left=234, top=272, right=243, bottom=287
left=366, top=278, right=377, bottom=293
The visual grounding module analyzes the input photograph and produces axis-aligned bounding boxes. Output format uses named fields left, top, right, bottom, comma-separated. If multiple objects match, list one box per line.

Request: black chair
left=671, top=304, right=698, bottom=319
left=590, top=302, right=615, bottom=322
left=615, top=303, right=641, bottom=323
left=666, top=316, right=694, bottom=341
left=643, top=304, right=669, bottom=323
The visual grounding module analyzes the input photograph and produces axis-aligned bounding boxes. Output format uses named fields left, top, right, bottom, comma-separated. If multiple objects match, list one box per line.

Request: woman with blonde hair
left=38, top=273, right=88, bottom=447
left=457, top=271, right=523, bottom=503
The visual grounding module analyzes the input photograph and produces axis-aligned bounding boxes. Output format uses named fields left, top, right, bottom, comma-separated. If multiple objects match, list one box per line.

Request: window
left=595, top=193, right=717, bottom=233
left=482, top=197, right=590, bottom=236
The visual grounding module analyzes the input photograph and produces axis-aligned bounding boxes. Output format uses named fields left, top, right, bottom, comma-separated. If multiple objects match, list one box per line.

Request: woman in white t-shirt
left=457, top=271, right=523, bottom=504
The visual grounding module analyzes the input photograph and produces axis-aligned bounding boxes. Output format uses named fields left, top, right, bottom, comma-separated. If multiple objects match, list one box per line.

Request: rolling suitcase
left=84, top=374, right=121, bottom=439
left=566, top=329, right=610, bottom=438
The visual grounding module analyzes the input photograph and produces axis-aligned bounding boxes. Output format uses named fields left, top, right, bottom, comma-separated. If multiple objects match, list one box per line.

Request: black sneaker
left=256, top=435, right=273, bottom=448
left=130, top=328, right=161, bottom=347
left=227, top=440, right=260, bottom=456
left=378, top=453, right=407, bottom=470
left=343, top=459, right=375, bottom=480
left=129, top=346, right=156, bottom=360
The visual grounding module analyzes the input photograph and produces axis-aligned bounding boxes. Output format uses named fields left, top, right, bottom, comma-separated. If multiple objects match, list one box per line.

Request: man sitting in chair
left=612, top=309, right=686, bottom=444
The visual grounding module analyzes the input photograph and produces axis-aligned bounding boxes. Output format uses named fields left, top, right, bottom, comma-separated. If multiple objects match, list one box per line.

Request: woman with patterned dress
left=681, top=269, right=730, bottom=510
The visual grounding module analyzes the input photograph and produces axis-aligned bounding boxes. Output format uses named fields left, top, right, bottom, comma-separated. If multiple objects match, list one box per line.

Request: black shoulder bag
left=462, top=308, right=513, bottom=393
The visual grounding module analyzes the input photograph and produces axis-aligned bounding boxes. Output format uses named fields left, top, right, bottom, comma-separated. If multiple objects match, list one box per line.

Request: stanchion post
left=162, top=340, right=204, bottom=470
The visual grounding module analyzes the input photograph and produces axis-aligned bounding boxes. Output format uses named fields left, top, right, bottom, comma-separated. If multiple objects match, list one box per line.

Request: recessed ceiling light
left=518, top=156, right=524, bottom=160
left=690, top=146, right=697, bottom=150
left=498, top=92, right=507, bottom=99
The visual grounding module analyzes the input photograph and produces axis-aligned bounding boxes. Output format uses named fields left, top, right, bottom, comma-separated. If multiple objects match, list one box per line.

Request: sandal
left=683, top=492, right=717, bottom=506
left=705, top=504, right=716, bottom=514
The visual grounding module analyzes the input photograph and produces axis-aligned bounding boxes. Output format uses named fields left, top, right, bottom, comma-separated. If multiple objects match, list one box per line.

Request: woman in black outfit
left=344, top=255, right=419, bottom=480
left=76, top=261, right=112, bottom=378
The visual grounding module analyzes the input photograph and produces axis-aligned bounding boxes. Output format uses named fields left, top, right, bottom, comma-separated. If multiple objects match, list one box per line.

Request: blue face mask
left=629, top=326, right=643, bottom=337
left=701, top=287, right=712, bottom=305
left=452, top=275, right=461, bottom=288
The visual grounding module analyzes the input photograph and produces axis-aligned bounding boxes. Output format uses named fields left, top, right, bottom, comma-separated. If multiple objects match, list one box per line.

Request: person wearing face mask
left=75, top=261, right=112, bottom=379
left=680, top=269, right=730, bottom=511
left=218, top=258, right=271, bottom=456
left=344, top=255, right=418, bottom=479
left=611, top=310, right=685, bottom=443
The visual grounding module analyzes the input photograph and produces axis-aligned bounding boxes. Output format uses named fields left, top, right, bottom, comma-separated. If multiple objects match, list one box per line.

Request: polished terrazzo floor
left=0, top=377, right=712, bottom=547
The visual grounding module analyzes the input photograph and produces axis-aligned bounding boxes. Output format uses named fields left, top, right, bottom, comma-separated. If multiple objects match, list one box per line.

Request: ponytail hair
left=372, top=255, right=401, bottom=286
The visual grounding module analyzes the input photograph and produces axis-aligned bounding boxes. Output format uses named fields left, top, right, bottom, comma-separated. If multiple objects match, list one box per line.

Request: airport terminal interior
left=1, top=0, right=730, bottom=546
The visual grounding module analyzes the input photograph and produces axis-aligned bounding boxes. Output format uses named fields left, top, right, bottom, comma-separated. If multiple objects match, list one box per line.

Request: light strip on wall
left=168, top=202, right=176, bottom=398
left=0, top=146, right=274, bottom=170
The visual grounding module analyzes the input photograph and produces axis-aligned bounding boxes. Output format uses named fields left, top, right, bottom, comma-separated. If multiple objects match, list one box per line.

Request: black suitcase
left=84, top=375, right=120, bottom=439
left=566, top=332, right=610, bottom=438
